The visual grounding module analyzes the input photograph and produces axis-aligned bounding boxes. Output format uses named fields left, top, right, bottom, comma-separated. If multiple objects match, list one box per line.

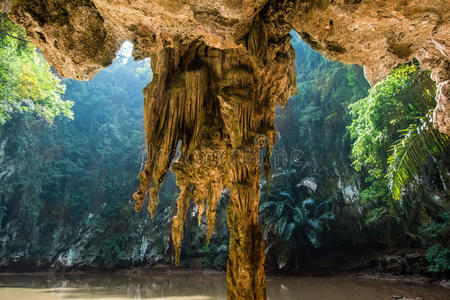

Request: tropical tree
left=0, top=14, right=73, bottom=124
left=387, top=111, right=450, bottom=200
left=259, top=171, right=334, bottom=270
left=348, top=64, right=436, bottom=221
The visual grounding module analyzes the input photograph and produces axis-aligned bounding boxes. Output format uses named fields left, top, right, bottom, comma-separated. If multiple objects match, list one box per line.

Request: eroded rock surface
left=286, top=0, right=450, bottom=134
left=0, top=0, right=9, bottom=13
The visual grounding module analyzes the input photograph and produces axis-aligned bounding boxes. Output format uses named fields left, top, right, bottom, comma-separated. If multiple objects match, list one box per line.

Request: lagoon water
left=0, top=273, right=448, bottom=300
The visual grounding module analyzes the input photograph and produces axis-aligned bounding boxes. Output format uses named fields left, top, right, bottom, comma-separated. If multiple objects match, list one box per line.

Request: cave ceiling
left=8, top=0, right=450, bottom=134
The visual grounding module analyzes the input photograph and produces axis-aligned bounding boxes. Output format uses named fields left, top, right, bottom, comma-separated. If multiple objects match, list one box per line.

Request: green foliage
left=349, top=61, right=449, bottom=272
left=0, top=43, right=152, bottom=267
left=260, top=32, right=369, bottom=270
left=348, top=64, right=437, bottom=220
left=420, top=213, right=450, bottom=272
left=387, top=111, right=450, bottom=200
left=426, top=245, right=450, bottom=273
left=259, top=169, right=335, bottom=269
left=0, top=14, right=73, bottom=124
left=420, top=212, right=450, bottom=241
left=1, top=27, right=449, bottom=275
left=282, top=32, right=370, bottom=162
left=349, top=64, right=435, bottom=173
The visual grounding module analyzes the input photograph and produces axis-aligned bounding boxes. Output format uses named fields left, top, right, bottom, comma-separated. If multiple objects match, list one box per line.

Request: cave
left=6, top=0, right=449, bottom=299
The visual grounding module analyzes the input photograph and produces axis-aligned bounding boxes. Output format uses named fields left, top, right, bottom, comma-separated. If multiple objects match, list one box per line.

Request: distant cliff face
left=8, top=0, right=450, bottom=134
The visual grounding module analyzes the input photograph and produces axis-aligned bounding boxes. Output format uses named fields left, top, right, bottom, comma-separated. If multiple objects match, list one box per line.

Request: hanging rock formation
left=131, top=10, right=296, bottom=297
left=8, top=0, right=450, bottom=299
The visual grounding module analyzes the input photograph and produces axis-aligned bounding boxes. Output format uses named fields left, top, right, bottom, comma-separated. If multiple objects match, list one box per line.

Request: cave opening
left=5, top=0, right=449, bottom=299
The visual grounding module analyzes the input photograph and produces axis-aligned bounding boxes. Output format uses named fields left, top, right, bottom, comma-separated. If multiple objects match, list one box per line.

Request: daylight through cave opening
left=132, top=14, right=296, bottom=300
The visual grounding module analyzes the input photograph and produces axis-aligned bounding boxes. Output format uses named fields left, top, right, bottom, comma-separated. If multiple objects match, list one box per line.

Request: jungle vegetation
left=0, top=21, right=448, bottom=274
left=348, top=64, right=450, bottom=272
left=0, top=14, right=73, bottom=124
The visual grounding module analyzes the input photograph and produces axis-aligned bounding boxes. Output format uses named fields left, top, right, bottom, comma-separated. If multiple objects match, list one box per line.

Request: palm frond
left=314, top=200, right=331, bottom=215
left=263, top=222, right=274, bottom=240
left=277, top=216, right=288, bottom=237
left=264, top=242, right=273, bottom=255
left=275, top=201, right=285, bottom=217
left=279, top=191, right=294, bottom=202
left=283, top=223, right=296, bottom=241
left=302, top=197, right=314, bottom=209
left=308, top=218, right=323, bottom=233
left=258, top=200, right=274, bottom=212
left=387, top=111, right=450, bottom=200
left=318, top=212, right=335, bottom=220
left=306, top=227, right=322, bottom=248
left=293, top=206, right=306, bottom=224
left=302, top=197, right=314, bottom=217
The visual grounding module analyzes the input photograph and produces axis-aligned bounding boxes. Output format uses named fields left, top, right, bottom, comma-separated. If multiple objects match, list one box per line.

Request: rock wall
left=286, top=0, right=450, bottom=135
left=0, top=0, right=9, bottom=13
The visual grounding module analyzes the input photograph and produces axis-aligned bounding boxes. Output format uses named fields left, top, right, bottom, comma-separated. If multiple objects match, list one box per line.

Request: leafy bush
left=349, top=64, right=435, bottom=174
left=348, top=64, right=437, bottom=223
left=426, top=245, right=450, bottom=272
left=420, top=212, right=450, bottom=272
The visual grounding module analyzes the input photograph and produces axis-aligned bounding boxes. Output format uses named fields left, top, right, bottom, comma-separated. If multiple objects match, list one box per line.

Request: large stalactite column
left=226, top=150, right=266, bottom=299
left=132, top=15, right=296, bottom=300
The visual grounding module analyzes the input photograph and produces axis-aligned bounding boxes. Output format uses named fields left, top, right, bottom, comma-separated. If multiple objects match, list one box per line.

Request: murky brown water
left=0, top=273, right=448, bottom=300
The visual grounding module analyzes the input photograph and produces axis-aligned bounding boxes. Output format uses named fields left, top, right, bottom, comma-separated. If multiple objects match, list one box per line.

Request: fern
left=387, top=111, right=450, bottom=200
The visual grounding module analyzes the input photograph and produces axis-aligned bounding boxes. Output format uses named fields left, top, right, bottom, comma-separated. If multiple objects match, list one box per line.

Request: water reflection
left=0, top=273, right=226, bottom=299
left=267, top=276, right=449, bottom=300
left=0, top=273, right=448, bottom=300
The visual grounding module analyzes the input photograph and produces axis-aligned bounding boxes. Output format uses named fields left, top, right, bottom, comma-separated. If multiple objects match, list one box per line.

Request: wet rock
left=376, top=250, right=429, bottom=275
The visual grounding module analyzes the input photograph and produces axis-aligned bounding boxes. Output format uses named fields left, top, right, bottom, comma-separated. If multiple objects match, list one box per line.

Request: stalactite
left=133, top=10, right=296, bottom=300
left=206, top=180, right=223, bottom=244
left=172, top=185, right=191, bottom=266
